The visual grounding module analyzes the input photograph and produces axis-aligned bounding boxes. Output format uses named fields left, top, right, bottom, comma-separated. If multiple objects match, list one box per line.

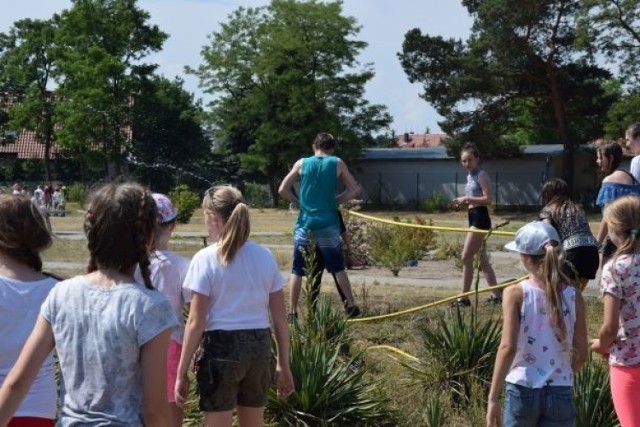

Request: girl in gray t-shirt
left=0, top=183, right=177, bottom=427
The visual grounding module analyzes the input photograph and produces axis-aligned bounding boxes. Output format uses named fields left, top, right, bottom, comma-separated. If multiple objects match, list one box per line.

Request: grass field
left=44, top=205, right=610, bottom=426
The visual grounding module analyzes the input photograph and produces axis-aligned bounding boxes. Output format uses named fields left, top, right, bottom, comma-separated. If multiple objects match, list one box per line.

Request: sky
left=1, top=0, right=473, bottom=134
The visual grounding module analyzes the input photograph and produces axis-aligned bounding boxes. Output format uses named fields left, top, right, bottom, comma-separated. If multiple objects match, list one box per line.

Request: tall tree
left=192, top=0, right=391, bottom=205
left=53, top=0, right=167, bottom=177
left=0, top=18, right=58, bottom=181
left=399, top=0, right=616, bottom=191
left=578, top=0, right=640, bottom=85
left=129, top=76, right=211, bottom=192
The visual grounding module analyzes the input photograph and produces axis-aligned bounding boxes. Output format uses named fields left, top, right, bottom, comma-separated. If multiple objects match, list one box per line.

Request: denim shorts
left=292, top=225, right=344, bottom=275
left=503, top=383, right=575, bottom=427
left=196, top=329, right=274, bottom=412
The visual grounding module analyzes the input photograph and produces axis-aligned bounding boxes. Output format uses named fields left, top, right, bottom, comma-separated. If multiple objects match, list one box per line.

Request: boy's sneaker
left=485, top=294, right=503, bottom=305
left=345, top=305, right=362, bottom=318
left=449, top=297, right=471, bottom=308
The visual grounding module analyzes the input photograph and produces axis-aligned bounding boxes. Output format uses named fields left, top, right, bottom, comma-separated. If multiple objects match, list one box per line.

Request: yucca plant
left=574, top=354, right=618, bottom=427
left=266, top=335, right=391, bottom=426
left=297, top=294, right=350, bottom=350
left=407, top=309, right=501, bottom=404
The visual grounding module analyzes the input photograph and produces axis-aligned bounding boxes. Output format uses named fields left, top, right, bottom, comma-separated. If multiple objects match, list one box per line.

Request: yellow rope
left=345, top=209, right=516, bottom=236
left=347, top=275, right=528, bottom=323
left=366, top=345, right=420, bottom=362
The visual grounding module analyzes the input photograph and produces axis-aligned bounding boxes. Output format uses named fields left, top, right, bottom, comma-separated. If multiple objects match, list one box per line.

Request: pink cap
left=152, top=193, right=178, bottom=223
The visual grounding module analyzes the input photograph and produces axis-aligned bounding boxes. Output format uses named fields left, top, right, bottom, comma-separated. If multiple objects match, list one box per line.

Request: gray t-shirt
left=41, top=276, right=178, bottom=426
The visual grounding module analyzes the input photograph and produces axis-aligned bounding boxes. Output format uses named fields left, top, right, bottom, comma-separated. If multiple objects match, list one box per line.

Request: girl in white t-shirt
left=486, top=221, right=587, bottom=427
left=0, top=195, right=57, bottom=427
left=176, top=185, right=294, bottom=427
left=0, top=183, right=177, bottom=427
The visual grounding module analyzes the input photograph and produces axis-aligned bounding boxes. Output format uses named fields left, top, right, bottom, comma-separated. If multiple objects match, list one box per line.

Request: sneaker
left=449, top=297, right=471, bottom=308
left=345, top=305, right=362, bottom=318
left=287, top=313, right=298, bottom=323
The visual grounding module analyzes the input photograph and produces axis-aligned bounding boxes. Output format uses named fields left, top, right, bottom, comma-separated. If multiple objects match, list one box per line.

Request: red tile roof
left=0, top=129, right=62, bottom=159
left=396, top=133, right=448, bottom=148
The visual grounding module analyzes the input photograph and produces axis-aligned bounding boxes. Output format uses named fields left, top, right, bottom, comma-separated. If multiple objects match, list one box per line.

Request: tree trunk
left=548, top=67, right=574, bottom=193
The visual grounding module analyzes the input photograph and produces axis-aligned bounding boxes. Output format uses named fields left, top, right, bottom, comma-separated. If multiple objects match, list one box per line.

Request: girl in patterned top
left=540, top=178, right=599, bottom=290
left=487, top=221, right=587, bottom=427
left=592, top=195, right=640, bottom=426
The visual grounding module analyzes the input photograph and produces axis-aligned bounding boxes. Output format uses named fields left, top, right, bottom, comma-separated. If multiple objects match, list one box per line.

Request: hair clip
left=631, top=228, right=639, bottom=237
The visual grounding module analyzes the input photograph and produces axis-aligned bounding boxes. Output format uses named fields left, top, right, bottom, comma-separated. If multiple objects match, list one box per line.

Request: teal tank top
left=296, top=155, right=339, bottom=230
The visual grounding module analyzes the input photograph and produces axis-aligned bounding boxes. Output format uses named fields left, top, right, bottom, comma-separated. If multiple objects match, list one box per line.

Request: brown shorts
left=196, top=329, right=274, bottom=412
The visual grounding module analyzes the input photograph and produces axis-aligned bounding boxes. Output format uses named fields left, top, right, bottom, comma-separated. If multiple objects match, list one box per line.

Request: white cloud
left=1, top=0, right=473, bottom=134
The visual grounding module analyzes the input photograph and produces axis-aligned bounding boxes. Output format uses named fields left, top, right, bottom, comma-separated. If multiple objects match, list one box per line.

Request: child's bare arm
left=141, top=329, right=171, bottom=427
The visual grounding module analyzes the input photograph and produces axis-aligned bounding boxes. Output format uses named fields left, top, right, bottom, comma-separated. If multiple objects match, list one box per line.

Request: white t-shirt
left=135, top=250, right=191, bottom=343
left=0, top=275, right=57, bottom=419
left=631, top=155, right=640, bottom=183
left=41, top=276, right=177, bottom=426
left=184, top=240, right=284, bottom=331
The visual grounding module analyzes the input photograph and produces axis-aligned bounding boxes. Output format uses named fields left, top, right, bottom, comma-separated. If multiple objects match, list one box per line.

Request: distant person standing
left=278, top=133, right=361, bottom=319
left=452, top=142, right=501, bottom=306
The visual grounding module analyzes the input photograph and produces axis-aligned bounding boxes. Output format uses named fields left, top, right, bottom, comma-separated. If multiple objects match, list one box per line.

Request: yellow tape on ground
left=348, top=275, right=529, bottom=323
left=345, top=210, right=516, bottom=236
left=366, top=345, right=420, bottom=362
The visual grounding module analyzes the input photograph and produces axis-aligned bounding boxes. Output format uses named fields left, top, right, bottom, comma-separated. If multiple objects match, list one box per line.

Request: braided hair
left=0, top=195, right=52, bottom=271
left=84, top=183, right=158, bottom=289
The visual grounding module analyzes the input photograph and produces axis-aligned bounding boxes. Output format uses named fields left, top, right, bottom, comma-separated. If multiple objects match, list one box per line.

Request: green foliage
left=66, top=183, right=88, bottom=207
left=54, top=0, right=168, bottom=176
left=407, top=310, right=501, bottom=404
left=191, top=0, right=391, bottom=205
left=367, top=216, right=436, bottom=276
left=129, top=76, right=210, bottom=193
left=423, top=394, right=449, bottom=427
left=421, top=190, right=448, bottom=213
left=399, top=0, right=618, bottom=190
left=243, top=182, right=271, bottom=208
left=168, top=184, right=200, bottom=224
left=574, top=354, right=617, bottom=427
left=267, top=304, right=389, bottom=427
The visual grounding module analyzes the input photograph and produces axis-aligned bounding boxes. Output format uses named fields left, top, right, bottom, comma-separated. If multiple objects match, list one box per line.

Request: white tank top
left=505, top=279, right=576, bottom=388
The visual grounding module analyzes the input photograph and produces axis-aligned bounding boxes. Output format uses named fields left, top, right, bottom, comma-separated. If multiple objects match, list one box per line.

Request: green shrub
left=367, top=216, right=436, bottom=276
left=406, top=310, right=501, bottom=405
left=422, top=190, right=449, bottom=213
left=169, top=184, right=200, bottom=224
left=430, top=237, right=463, bottom=269
left=574, top=354, right=617, bottom=427
left=67, top=184, right=88, bottom=208
left=244, top=182, right=271, bottom=208
left=266, top=337, right=390, bottom=426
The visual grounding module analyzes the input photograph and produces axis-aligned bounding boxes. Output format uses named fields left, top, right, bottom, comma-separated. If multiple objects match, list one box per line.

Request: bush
left=367, top=216, right=436, bottom=276
left=422, top=190, right=449, bottom=213
left=244, top=182, right=271, bottom=208
left=574, top=354, right=617, bottom=427
left=406, top=309, right=501, bottom=405
left=168, top=184, right=200, bottom=224
left=67, top=184, right=89, bottom=208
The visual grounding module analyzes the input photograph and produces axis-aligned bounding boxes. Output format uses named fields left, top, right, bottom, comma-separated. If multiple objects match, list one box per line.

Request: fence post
left=378, top=172, right=382, bottom=205
left=495, top=172, right=499, bottom=209
left=416, top=172, right=420, bottom=210
left=455, top=171, right=458, bottom=198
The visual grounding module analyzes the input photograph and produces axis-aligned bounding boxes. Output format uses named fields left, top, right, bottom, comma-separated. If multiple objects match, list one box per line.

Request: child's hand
left=276, top=365, right=294, bottom=399
left=486, top=400, right=501, bottom=427
left=590, top=339, right=610, bottom=359
left=174, top=374, right=190, bottom=409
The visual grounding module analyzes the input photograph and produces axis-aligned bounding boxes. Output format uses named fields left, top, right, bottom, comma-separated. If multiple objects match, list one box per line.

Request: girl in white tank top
left=486, top=221, right=588, bottom=427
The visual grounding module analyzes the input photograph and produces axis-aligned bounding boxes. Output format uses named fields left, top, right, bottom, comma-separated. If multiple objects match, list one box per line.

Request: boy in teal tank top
left=279, top=133, right=361, bottom=318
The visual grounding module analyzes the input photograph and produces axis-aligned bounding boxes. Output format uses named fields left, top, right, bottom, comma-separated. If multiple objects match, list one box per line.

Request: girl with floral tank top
left=487, top=221, right=587, bottom=427
left=592, top=195, right=640, bottom=426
